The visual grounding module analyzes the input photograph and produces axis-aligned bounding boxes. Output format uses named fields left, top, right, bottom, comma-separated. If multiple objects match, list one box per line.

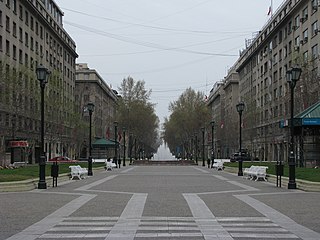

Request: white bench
left=69, top=165, right=88, bottom=180
left=244, top=165, right=268, bottom=181
left=105, top=159, right=117, bottom=171
left=212, top=161, right=224, bottom=171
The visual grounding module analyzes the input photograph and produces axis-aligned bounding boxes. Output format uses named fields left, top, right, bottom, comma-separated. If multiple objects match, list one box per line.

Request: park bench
left=212, top=161, right=224, bottom=171
left=244, top=165, right=268, bottom=181
left=105, top=159, right=117, bottom=171
left=69, top=165, right=88, bottom=180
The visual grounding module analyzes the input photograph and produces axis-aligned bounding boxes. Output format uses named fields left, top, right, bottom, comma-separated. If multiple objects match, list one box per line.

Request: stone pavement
left=0, top=166, right=319, bottom=240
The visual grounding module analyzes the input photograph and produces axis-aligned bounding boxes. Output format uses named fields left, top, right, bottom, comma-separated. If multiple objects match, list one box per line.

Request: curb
left=0, top=174, right=71, bottom=192
left=224, top=167, right=320, bottom=192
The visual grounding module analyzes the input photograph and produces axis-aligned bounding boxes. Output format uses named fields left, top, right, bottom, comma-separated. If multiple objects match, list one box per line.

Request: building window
left=13, top=0, right=17, bottom=13
left=311, top=44, right=318, bottom=59
left=25, top=32, right=28, bottom=46
left=19, top=5, right=23, bottom=20
left=30, top=16, right=34, bottom=30
left=312, top=0, right=319, bottom=12
left=30, top=37, right=34, bottom=50
left=12, top=45, right=16, bottom=59
left=25, top=11, right=28, bottom=25
left=24, top=53, right=28, bottom=67
left=302, top=7, right=308, bottom=22
left=294, top=15, right=300, bottom=29
left=303, top=29, right=308, bottom=43
left=19, top=49, right=22, bottom=63
left=6, top=40, right=9, bottom=55
left=303, top=51, right=308, bottom=63
left=6, top=15, right=10, bottom=32
left=312, top=21, right=318, bottom=36
left=19, top=27, right=22, bottom=42
left=0, top=35, right=2, bottom=52
left=0, top=10, right=2, bottom=26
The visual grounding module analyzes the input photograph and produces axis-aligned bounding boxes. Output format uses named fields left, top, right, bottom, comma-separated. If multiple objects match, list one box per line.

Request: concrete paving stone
left=1, top=166, right=319, bottom=240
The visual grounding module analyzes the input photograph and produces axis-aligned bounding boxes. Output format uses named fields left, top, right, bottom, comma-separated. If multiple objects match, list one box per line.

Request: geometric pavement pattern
left=38, top=216, right=301, bottom=239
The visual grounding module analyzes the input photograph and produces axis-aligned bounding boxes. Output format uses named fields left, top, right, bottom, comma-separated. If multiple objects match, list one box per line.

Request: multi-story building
left=236, top=0, right=320, bottom=165
left=0, top=0, right=78, bottom=165
left=207, top=0, right=320, bottom=166
left=207, top=65, right=240, bottom=159
left=75, top=63, right=118, bottom=159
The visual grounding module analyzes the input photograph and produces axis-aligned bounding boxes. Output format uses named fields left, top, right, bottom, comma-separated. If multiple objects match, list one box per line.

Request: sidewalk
left=1, top=166, right=319, bottom=192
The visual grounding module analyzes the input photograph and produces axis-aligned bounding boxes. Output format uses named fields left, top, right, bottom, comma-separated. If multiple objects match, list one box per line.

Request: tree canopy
left=163, top=88, right=210, bottom=157
left=117, top=76, right=160, bottom=157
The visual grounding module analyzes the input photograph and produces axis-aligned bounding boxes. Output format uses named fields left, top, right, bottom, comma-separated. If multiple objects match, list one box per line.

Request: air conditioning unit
left=300, top=17, right=305, bottom=22
left=294, top=46, right=300, bottom=51
left=304, top=37, right=308, bottom=42
left=292, top=25, right=298, bottom=31
left=314, top=29, right=319, bottom=35
left=300, top=40, right=304, bottom=45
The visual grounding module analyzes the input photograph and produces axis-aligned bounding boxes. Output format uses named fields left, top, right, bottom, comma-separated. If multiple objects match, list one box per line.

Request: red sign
left=10, top=141, right=29, bottom=148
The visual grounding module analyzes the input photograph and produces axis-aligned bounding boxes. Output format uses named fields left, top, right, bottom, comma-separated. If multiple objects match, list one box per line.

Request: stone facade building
left=75, top=63, right=118, bottom=159
left=208, top=0, right=320, bottom=165
left=0, top=0, right=77, bottom=165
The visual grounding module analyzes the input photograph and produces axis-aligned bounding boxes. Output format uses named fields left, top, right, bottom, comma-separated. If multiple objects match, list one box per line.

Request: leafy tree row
left=163, top=88, right=210, bottom=158
left=116, top=77, right=160, bottom=158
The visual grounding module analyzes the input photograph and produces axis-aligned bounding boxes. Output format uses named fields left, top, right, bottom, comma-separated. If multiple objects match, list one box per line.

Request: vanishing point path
left=1, top=165, right=320, bottom=240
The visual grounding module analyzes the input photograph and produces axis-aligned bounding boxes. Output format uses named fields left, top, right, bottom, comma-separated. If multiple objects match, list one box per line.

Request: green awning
left=295, top=101, right=320, bottom=119
left=92, top=138, right=118, bottom=148
left=280, top=100, right=320, bottom=127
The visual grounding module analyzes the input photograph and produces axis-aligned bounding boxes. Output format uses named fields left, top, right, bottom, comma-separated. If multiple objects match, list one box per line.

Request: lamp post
left=36, top=64, right=50, bottom=189
left=286, top=67, right=302, bottom=189
left=123, top=127, right=126, bottom=167
left=87, top=102, right=95, bottom=176
left=211, top=121, right=215, bottom=168
left=129, top=133, right=133, bottom=165
left=114, top=121, right=118, bottom=168
left=194, top=133, right=198, bottom=164
left=236, top=101, right=245, bottom=176
left=201, top=127, right=205, bottom=167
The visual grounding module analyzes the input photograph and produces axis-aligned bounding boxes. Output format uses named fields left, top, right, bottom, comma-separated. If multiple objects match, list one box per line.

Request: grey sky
left=55, top=0, right=284, bottom=123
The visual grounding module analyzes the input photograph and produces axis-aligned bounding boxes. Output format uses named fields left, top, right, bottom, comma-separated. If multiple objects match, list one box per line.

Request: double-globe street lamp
left=286, top=67, right=302, bottom=189
left=114, top=121, right=118, bottom=168
left=123, top=127, right=126, bottom=167
left=211, top=121, right=215, bottom=168
left=236, top=101, right=245, bottom=176
left=36, top=64, right=50, bottom=189
left=201, top=127, right=205, bottom=167
left=87, top=102, right=95, bottom=176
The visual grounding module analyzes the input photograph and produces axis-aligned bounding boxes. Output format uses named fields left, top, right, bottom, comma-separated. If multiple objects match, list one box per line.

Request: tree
left=117, top=76, right=160, bottom=158
left=163, top=88, right=210, bottom=158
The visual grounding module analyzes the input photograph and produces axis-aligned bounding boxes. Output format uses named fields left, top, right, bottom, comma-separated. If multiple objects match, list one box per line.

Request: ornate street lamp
left=123, top=127, right=126, bottom=167
left=129, top=133, right=133, bottom=165
left=36, top=64, right=50, bottom=189
left=286, top=67, right=302, bottom=189
left=194, top=132, right=198, bottom=164
left=87, top=102, right=95, bottom=176
left=114, top=121, right=118, bottom=168
left=211, top=120, right=215, bottom=168
left=201, top=127, right=205, bottom=167
left=236, top=101, right=245, bottom=176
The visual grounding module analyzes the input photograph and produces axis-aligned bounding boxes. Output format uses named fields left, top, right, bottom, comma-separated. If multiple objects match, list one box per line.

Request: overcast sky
left=55, top=0, right=284, bottom=124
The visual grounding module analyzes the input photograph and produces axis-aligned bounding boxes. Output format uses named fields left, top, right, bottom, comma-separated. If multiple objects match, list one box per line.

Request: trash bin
left=51, top=163, right=59, bottom=178
left=276, top=163, right=284, bottom=176
left=275, top=162, right=284, bottom=187
left=51, top=162, right=59, bottom=187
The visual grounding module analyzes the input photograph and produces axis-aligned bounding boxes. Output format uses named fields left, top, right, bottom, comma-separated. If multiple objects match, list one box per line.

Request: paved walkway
left=1, top=166, right=319, bottom=240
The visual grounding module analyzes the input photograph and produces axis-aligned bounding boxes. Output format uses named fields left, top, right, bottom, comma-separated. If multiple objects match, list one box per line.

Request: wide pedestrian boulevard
left=1, top=165, right=319, bottom=240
